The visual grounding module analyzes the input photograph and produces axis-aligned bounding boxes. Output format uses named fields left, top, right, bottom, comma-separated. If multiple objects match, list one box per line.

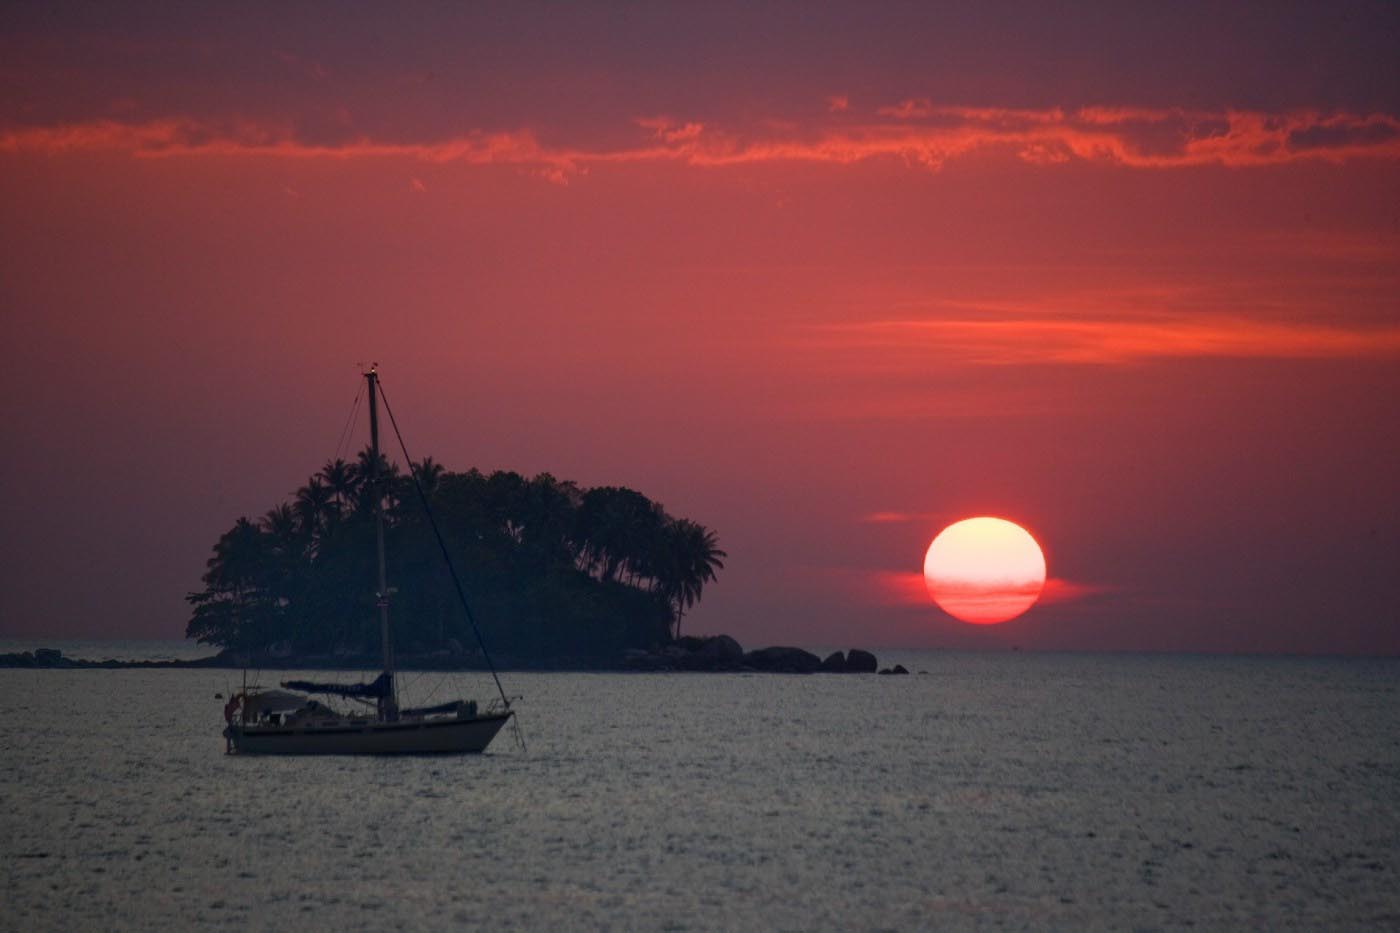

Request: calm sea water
left=2, top=647, right=1398, bottom=930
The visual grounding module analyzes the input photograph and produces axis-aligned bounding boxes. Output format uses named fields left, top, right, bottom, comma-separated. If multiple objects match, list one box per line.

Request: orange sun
left=923, top=517, right=1047, bottom=624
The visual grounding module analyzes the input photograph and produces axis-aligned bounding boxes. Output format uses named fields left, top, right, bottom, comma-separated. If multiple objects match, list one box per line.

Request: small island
left=2, top=453, right=895, bottom=673
left=185, top=453, right=725, bottom=665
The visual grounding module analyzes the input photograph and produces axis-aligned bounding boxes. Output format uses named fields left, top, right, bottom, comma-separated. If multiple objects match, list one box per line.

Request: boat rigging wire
left=333, top=378, right=365, bottom=463
left=375, top=379, right=514, bottom=717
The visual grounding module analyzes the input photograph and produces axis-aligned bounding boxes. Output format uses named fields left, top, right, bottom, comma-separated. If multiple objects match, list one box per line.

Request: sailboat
left=223, top=367, right=515, bottom=755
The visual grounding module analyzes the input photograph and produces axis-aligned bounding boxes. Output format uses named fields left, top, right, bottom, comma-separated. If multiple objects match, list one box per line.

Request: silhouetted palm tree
left=353, top=446, right=398, bottom=515
left=660, top=520, right=726, bottom=638
left=576, top=486, right=665, bottom=584
left=294, top=477, right=336, bottom=534
left=186, top=517, right=279, bottom=649
left=319, top=458, right=358, bottom=515
left=518, top=473, right=579, bottom=566
left=412, top=457, right=446, bottom=497
left=484, top=470, right=529, bottom=543
left=261, top=503, right=301, bottom=541
left=203, top=517, right=269, bottom=595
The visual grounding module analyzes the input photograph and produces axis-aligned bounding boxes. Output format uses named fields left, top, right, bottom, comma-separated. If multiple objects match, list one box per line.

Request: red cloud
left=809, top=315, right=1400, bottom=366
left=1038, top=578, right=1115, bottom=605
left=876, top=98, right=934, bottom=119
left=864, top=571, right=1107, bottom=609
left=635, top=116, right=705, bottom=143
left=860, top=511, right=924, bottom=524
left=4, top=107, right=1397, bottom=176
left=868, top=570, right=932, bottom=606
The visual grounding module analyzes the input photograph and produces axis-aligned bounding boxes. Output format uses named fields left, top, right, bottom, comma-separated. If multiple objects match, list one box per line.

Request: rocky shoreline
left=0, top=636, right=913, bottom=675
left=624, top=636, right=908, bottom=674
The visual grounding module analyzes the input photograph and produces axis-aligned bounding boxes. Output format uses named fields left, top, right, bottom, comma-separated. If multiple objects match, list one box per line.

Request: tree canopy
left=186, top=453, right=725, bottom=660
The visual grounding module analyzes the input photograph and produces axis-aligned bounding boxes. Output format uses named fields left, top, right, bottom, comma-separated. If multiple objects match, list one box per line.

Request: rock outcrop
left=742, top=646, right=823, bottom=674
left=624, top=635, right=746, bottom=671
left=845, top=649, right=878, bottom=673
left=676, top=635, right=745, bottom=671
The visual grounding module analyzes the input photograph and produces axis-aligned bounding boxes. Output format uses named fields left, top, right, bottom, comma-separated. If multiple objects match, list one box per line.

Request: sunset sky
left=3, top=3, right=1397, bottom=654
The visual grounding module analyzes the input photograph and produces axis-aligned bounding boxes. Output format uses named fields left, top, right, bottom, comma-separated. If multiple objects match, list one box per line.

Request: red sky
left=3, top=3, right=1398, bottom=654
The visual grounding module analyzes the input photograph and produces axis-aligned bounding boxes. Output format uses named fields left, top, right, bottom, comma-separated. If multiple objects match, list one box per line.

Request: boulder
left=820, top=651, right=847, bottom=673
left=696, top=635, right=744, bottom=662
left=677, top=636, right=744, bottom=671
left=845, top=649, right=878, bottom=673
left=743, top=646, right=823, bottom=674
left=891, top=664, right=909, bottom=675
left=675, top=635, right=707, bottom=653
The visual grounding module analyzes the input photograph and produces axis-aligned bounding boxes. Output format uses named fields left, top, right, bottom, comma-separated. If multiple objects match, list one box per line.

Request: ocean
left=2, top=645, right=1397, bottom=930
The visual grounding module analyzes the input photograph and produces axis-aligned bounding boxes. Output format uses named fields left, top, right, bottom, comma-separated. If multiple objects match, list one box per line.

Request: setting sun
left=923, top=517, right=1047, bottom=624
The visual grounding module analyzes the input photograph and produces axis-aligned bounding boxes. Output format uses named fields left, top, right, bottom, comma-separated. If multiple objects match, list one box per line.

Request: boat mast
left=366, top=366, right=398, bottom=721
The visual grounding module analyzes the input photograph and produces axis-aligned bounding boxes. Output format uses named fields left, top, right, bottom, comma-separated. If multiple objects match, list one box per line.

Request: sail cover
left=280, top=672, right=392, bottom=699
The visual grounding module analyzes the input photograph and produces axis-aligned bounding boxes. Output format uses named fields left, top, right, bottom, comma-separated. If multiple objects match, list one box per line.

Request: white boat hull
left=226, top=712, right=512, bottom=755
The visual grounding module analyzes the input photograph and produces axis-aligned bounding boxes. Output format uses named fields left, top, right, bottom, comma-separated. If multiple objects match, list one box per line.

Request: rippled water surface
left=3, top=652, right=1398, bottom=930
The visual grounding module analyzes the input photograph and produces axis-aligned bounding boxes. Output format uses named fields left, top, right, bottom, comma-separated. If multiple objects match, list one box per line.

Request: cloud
left=635, top=116, right=705, bottom=143
left=809, top=314, right=1400, bottom=367
left=1038, top=578, right=1115, bottom=605
left=3, top=106, right=1397, bottom=177
left=865, top=570, right=931, bottom=607
left=1287, top=120, right=1399, bottom=151
left=876, top=99, right=933, bottom=120
left=861, top=511, right=917, bottom=524
left=827, top=95, right=850, bottom=113
left=859, top=511, right=947, bottom=524
left=861, top=570, right=1107, bottom=608
left=0, top=118, right=589, bottom=176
